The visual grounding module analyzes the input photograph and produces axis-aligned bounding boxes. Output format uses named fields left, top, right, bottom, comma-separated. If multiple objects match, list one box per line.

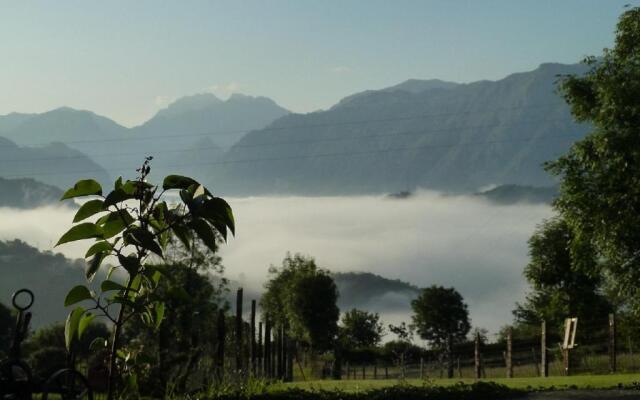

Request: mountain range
left=0, top=62, right=589, bottom=195
left=0, top=94, right=289, bottom=187
left=211, top=62, right=589, bottom=195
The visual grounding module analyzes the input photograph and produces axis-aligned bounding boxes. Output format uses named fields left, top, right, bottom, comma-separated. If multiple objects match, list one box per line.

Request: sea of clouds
left=0, top=190, right=553, bottom=337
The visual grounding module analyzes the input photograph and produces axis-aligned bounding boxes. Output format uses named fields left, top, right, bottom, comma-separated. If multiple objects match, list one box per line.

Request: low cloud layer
left=0, top=191, right=552, bottom=335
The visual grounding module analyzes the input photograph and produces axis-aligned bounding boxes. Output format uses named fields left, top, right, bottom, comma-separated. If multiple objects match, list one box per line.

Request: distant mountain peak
left=383, top=78, right=460, bottom=93
left=155, top=93, right=223, bottom=119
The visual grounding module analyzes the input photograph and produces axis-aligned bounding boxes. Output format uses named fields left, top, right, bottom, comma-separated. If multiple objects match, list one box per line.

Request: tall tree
left=411, top=285, right=470, bottom=378
left=514, top=217, right=611, bottom=332
left=548, top=7, right=640, bottom=310
left=260, top=253, right=339, bottom=352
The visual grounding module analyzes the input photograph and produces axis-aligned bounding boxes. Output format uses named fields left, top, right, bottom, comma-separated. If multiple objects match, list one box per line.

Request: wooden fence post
left=385, top=365, right=388, bottom=379
left=264, top=319, right=271, bottom=378
left=420, top=357, right=424, bottom=379
left=258, top=321, right=263, bottom=377
left=235, top=288, right=244, bottom=374
left=541, top=320, right=548, bottom=377
left=216, top=309, right=226, bottom=380
left=276, top=326, right=283, bottom=379
left=506, top=327, right=513, bottom=378
left=250, top=300, right=256, bottom=376
left=346, top=362, right=350, bottom=380
left=373, top=364, right=377, bottom=379
left=474, top=332, right=481, bottom=379
left=563, top=347, right=570, bottom=376
left=609, top=313, right=617, bottom=373
left=286, top=332, right=294, bottom=382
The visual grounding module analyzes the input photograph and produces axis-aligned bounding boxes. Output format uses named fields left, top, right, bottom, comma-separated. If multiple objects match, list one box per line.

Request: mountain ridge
left=209, top=62, right=589, bottom=195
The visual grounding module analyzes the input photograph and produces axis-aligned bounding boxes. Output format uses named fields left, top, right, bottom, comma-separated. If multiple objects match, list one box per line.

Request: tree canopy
left=514, top=217, right=611, bottom=330
left=260, top=253, right=339, bottom=352
left=548, top=6, right=640, bottom=308
left=339, top=309, right=385, bottom=349
left=411, top=285, right=471, bottom=348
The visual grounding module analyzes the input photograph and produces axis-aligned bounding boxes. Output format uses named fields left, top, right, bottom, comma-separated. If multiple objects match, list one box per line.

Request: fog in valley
left=0, top=191, right=552, bottom=334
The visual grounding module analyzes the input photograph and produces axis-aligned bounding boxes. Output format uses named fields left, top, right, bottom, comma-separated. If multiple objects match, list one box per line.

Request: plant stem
left=106, top=277, right=134, bottom=400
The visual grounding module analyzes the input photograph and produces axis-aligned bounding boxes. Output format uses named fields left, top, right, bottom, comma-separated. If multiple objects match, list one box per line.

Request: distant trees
left=548, top=7, right=640, bottom=313
left=261, top=254, right=339, bottom=352
left=340, top=309, right=385, bottom=349
left=411, top=285, right=470, bottom=378
left=24, top=322, right=110, bottom=380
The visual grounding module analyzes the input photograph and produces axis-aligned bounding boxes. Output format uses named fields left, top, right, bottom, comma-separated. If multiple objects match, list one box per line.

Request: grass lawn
left=279, top=374, right=640, bottom=392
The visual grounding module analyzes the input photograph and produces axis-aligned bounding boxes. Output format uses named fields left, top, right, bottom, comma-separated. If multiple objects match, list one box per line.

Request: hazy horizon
left=0, top=190, right=552, bottom=335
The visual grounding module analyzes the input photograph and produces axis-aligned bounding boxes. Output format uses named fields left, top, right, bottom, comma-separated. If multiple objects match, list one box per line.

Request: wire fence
left=320, top=313, right=640, bottom=381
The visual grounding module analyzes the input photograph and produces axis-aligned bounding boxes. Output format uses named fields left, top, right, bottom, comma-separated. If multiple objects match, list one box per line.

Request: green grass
left=279, top=373, right=640, bottom=392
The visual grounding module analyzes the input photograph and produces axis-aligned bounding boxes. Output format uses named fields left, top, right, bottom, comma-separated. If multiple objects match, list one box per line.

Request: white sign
left=563, top=317, right=578, bottom=349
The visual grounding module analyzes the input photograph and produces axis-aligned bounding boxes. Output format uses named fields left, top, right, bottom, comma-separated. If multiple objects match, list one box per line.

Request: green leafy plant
left=56, top=158, right=235, bottom=400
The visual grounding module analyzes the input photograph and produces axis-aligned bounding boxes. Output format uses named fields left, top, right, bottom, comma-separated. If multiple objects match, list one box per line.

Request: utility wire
left=0, top=102, right=569, bottom=149
left=0, top=117, right=577, bottom=164
left=2, top=132, right=581, bottom=179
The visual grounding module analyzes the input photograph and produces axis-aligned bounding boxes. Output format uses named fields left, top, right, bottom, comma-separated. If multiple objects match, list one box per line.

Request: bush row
left=208, top=382, right=524, bottom=400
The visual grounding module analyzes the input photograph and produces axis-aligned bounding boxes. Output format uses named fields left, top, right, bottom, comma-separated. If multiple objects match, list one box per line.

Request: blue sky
left=1, top=0, right=637, bottom=126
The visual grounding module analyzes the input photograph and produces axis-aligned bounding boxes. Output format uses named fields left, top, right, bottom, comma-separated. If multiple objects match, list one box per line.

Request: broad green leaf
left=64, top=285, right=93, bottom=306
left=199, top=197, right=235, bottom=237
left=171, top=224, right=192, bottom=250
left=114, top=176, right=123, bottom=190
left=102, top=189, right=136, bottom=209
left=101, top=279, right=128, bottom=292
left=154, top=303, right=165, bottom=330
left=89, top=337, right=107, bottom=351
left=85, top=241, right=112, bottom=258
left=118, top=254, right=140, bottom=274
left=73, top=199, right=105, bottom=223
left=111, top=295, right=137, bottom=309
left=141, top=311, right=152, bottom=326
left=179, top=189, right=194, bottom=208
left=78, top=313, right=96, bottom=338
left=64, top=307, right=85, bottom=350
left=129, top=274, right=142, bottom=295
left=124, top=227, right=163, bottom=257
left=86, top=252, right=106, bottom=282
left=61, top=180, right=102, bottom=200
left=189, top=218, right=217, bottom=252
left=163, top=175, right=199, bottom=190
left=107, top=265, right=118, bottom=280
left=56, top=223, right=103, bottom=246
left=97, top=211, right=134, bottom=239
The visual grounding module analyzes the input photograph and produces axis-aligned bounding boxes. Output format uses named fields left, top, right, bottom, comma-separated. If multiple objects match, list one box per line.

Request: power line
left=0, top=102, right=569, bottom=149
left=2, top=132, right=581, bottom=179
left=0, top=117, right=577, bottom=165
